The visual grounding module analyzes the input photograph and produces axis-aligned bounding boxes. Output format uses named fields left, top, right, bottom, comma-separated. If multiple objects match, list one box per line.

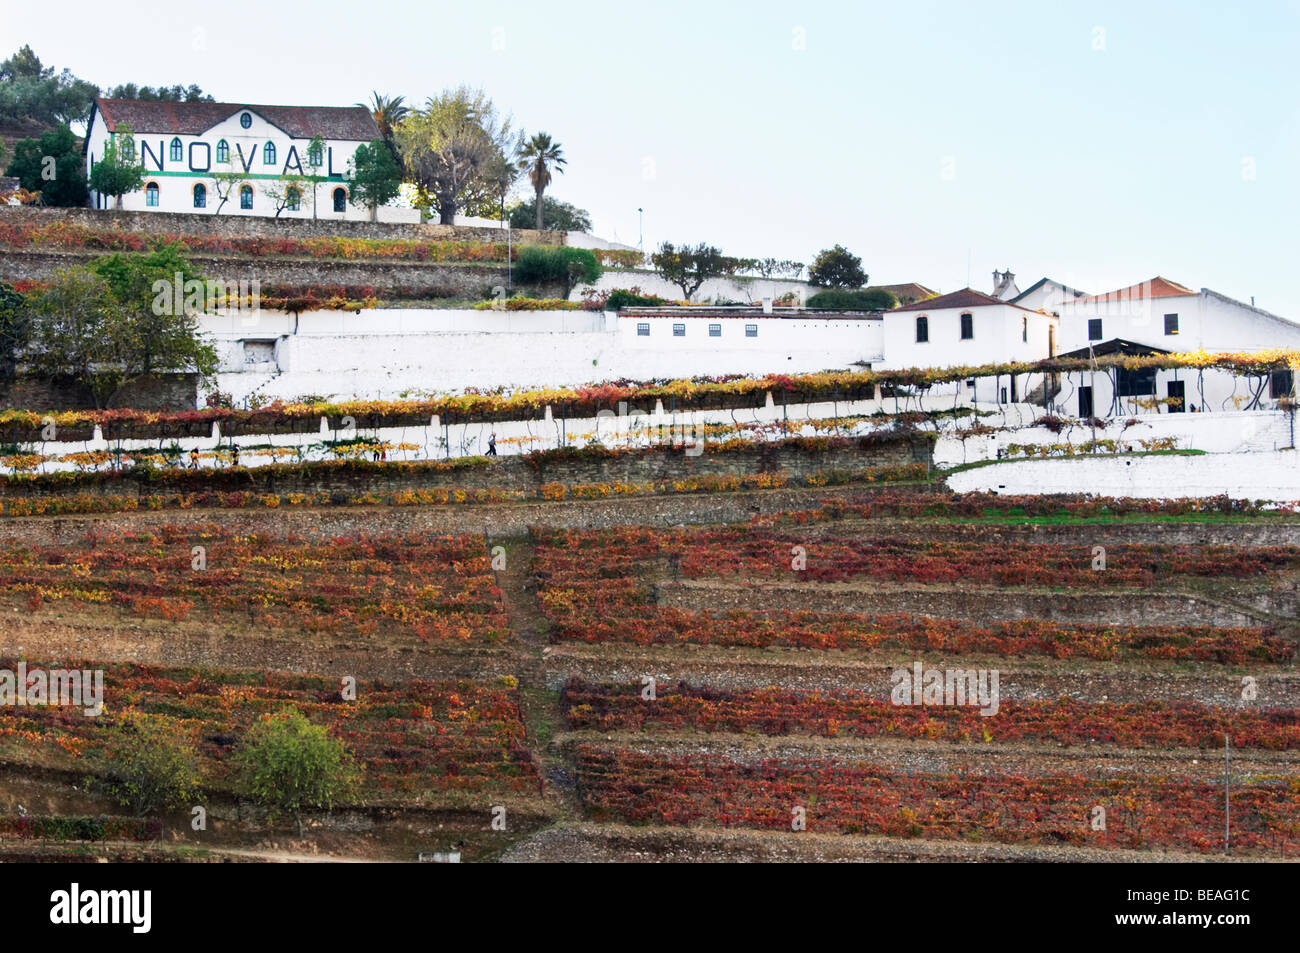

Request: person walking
left=189, top=449, right=199, bottom=470
left=487, top=432, right=498, bottom=456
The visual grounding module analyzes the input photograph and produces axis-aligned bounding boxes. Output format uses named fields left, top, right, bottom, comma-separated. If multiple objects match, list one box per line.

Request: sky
left=6, top=0, right=1300, bottom=314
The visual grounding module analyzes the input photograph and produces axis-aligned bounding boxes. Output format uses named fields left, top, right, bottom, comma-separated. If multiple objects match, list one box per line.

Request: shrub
left=807, top=288, right=896, bottom=311
left=513, top=245, right=603, bottom=297
left=604, top=288, right=669, bottom=310
left=233, top=708, right=358, bottom=832
left=94, top=715, right=202, bottom=817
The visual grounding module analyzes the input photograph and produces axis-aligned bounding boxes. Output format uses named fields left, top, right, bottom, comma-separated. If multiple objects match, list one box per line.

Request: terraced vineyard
left=0, top=487, right=1296, bottom=861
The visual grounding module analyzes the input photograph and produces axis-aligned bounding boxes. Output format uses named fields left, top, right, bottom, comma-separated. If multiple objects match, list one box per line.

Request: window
left=1022, top=316, right=1028, bottom=342
left=1164, top=312, right=1179, bottom=335
left=239, top=112, right=252, bottom=129
left=672, top=323, right=686, bottom=337
left=144, top=182, right=159, bottom=206
left=965, top=379, right=976, bottom=389
left=745, top=324, right=758, bottom=337
left=216, top=139, right=229, bottom=164
left=1088, top=318, right=1103, bottom=341
left=239, top=185, right=253, bottom=210
left=708, top=323, right=721, bottom=337
left=915, top=315, right=929, bottom=343
left=332, top=187, right=346, bottom=213
left=1167, top=380, right=1185, bottom=413
left=119, top=136, right=134, bottom=161
left=264, top=141, right=276, bottom=166
left=1078, top=386, right=1094, bottom=418
left=308, top=144, right=323, bottom=167
left=169, top=137, right=183, bottom=162
left=192, top=183, right=206, bottom=208
left=1000, top=387, right=1008, bottom=404
left=959, top=312, right=973, bottom=340
left=1271, top=370, right=1295, bottom=399
left=1117, top=366, right=1157, bottom=397
left=286, top=186, right=300, bottom=212
left=636, top=323, right=650, bottom=337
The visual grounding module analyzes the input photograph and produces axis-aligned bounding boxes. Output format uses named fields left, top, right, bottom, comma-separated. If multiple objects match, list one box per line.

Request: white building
left=198, top=307, right=885, bottom=404
left=83, top=99, right=381, bottom=220
left=879, top=288, right=1059, bottom=405
left=1054, top=277, right=1300, bottom=416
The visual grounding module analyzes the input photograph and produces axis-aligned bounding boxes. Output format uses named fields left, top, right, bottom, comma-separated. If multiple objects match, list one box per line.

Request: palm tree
left=517, top=132, right=566, bottom=230
left=359, top=92, right=409, bottom=151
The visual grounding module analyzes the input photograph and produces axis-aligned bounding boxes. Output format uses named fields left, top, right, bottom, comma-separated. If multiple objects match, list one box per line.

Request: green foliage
left=651, top=242, right=737, bottom=301
left=507, top=196, right=591, bottom=232
left=346, top=139, right=404, bottom=219
left=807, top=288, right=897, bottom=310
left=232, top=709, right=358, bottom=825
left=0, top=45, right=98, bottom=126
left=0, top=281, right=28, bottom=385
left=808, top=244, right=868, bottom=288
left=104, top=83, right=213, bottom=102
left=517, top=132, right=566, bottom=229
left=27, top=246, right=218, bottom=407
left=94, top=715, right=201, bottom=817
left=88, top=122, right=145, bottom=207
left=514, top=244, right=603, bottom=297
left=4, top=125, right=89, bottom=207
left=604, top=288, right=669, bottom=310
left=396, top=86, right=519, bottom=224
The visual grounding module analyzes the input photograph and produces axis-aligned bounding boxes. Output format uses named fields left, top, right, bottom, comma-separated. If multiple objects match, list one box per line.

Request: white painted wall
left=198, top=308, right=885, bottom=403
left=1059, top=289, right=1300, bottom=354
left=947, top=449, right=1300, bottom=503
left=574, top=268, right=818, bottom=306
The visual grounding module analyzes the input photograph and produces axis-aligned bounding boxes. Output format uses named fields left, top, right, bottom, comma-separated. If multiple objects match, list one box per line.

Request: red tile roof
left=94, top=99, right=380, bottom=142
left=1077, top=276, right=1196, bottom=304
left=894, top=287, right=1012, bottom=311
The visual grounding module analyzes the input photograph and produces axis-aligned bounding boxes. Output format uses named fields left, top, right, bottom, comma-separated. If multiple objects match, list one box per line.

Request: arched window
left=239, top=184, right=253, bottom=210
left=216, top=139, right=229, bottom=163
left=332, top=187, right=346, bottom=213
left=264, top=141, right=276, bottom=166
left=169, top=137, right=183, bottom=162
left=119, top=136, right=135, bottom=161
left=915, top=315, right=929, bottom=343
left=145, top=181, right=160, bottom=207
left=239, top=112, right=252, bottom=129
left=192, top=183, right=207, bottom=208
left=286, top=186, right=300, bottom=212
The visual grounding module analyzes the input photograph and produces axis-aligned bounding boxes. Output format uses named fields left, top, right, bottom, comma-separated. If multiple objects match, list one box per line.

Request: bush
left=94, top=715, right=202, bottom=817
left=807, top=288, right=897, bottom=311
left=513, top=245, right=603, bottom=297
left=604, top=288, right=669, bottom=310
left=233, top=708, right=357, bottom=832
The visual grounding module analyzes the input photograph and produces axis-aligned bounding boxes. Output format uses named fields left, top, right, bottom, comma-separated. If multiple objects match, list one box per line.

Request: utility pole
left=637, top=208, right=643, bottom=252
left=507, top=223, right=512, bottom=291
left=1089, top=342, right=1098, bottom=452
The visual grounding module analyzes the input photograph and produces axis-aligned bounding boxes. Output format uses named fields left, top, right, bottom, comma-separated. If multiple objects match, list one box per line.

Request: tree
left=233, top=709, right=358, bottom=834
left=94, top=715, right=201, bottom=817
left=209, top=164, right=246, bottom=215
left=90, top=243, right=218, bottom=381
left=346, top=139, right=403, bottom=221
left=0, top=45, right=98, bottom=126
left=265, top=172, right=308, bottom=218
left=27, top=248, right=218, bottom=407
left=517, top=132, right=565, bottom=231
left=358, top=92, right=408, bottom=154
left=651, top=242, right=737, bottom=301
left=88, top=122, right=144, bottom=209
left=105, top=83, right=213, bottom=102
left=27, top=266, right=129, bottom=407
left=396, top=87, right=519, bottom=224
left=807, top=288, right=897, bottom=310
left=808, top=244, right=868, bottom=288
left=5, top=125, right=89, bottom=207
left=0, top=281, right=30, bottom=388
left=508, top=197, right=592, bottom=232
left=514, top=245, right=602, bottom=298
left=303, top=135, right=326, bottom=219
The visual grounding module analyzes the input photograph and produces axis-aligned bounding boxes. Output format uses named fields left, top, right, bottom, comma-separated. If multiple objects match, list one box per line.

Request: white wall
left=574, top=268, right=817, bottom=306
left=947, top=449, right=1300, bottom=503
left=199, top=308, right=885, bottom=403
left=1059, top=289, right=1300, bottom=354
